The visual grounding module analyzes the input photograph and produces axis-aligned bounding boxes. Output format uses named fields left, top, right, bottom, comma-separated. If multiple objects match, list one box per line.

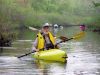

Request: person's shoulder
left=37, top=31, right=43, bottom=37
left=49, top=31, right=55, bottom=37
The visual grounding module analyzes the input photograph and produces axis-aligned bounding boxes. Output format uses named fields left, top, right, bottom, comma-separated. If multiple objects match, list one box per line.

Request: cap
left=42, top=23, right=50, bottom=27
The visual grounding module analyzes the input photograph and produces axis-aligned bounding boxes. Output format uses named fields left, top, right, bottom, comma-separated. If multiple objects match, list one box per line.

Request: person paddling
left=32, top=23, right=59, bottom=52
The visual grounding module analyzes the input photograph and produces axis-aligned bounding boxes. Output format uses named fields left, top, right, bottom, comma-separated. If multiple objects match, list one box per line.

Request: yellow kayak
left=32, top=49, right=67, bottom=62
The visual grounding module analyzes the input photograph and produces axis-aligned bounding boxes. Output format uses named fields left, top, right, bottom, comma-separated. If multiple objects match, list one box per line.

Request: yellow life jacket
left=37, top=32, right=55, bottom=50
left=48, top=32, right=55, bottom=45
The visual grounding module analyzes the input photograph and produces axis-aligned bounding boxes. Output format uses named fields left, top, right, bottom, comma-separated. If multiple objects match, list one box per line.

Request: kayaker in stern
left=32, top=23, right=59, bottom=52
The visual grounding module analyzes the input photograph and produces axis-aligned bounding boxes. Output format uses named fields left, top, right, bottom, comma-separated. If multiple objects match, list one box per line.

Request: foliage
left=0, top=0, right=100, bottom=41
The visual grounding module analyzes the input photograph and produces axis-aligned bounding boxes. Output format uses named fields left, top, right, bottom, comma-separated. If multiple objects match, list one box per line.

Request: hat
left=42, top=23, right=50, bottom=27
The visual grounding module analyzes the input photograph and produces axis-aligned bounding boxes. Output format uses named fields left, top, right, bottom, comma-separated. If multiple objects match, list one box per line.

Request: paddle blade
left=72, top=32, right=85, bottom=40
left=29, top=26, right=38, bottom=31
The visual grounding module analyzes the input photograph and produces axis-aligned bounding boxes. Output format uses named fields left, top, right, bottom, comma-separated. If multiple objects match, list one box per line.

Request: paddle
left=17, top=51, right=36, bottom=58
left=29, top=26, right=39, bottom=31
left=56, top=32, right=85, bottom=45
left=17, top=31, right=84, bottom=58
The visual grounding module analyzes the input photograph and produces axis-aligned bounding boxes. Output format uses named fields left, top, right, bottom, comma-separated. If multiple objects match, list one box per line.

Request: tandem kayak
left=32, top=49, right=67, bottom=62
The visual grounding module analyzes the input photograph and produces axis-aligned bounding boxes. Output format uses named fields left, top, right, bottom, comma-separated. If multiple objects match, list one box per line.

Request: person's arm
left=32, top=38, right=39, bottom=52
left=54, top=36, right=60, bottom=49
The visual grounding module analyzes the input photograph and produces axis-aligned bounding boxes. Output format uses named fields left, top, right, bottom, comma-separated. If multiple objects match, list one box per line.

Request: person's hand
left=59, top=36, right=68, bottom=42
left=36, top=49, right=39, bottom=52
left=55, top=45, right=59, bottom=49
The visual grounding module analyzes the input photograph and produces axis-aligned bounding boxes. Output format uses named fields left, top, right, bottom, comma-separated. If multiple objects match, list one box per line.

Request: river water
left=0, top=26, right=100, bottom=75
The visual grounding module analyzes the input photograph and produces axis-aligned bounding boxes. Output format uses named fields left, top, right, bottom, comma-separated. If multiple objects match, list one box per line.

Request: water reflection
left=33, top=60, right=67, bottom=75
left=66, top=41, right=100, bottom=75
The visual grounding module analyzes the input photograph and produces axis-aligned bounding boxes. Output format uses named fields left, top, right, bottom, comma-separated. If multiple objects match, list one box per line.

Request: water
left=0, top=26, right=100, bottom=75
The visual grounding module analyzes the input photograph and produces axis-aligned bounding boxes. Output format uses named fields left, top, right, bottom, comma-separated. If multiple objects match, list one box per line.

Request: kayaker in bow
left=32, top=23, right=59, bottom=52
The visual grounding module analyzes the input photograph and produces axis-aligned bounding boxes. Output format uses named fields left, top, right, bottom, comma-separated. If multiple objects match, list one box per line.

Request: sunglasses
left=43, top=26, right=49, bottom=29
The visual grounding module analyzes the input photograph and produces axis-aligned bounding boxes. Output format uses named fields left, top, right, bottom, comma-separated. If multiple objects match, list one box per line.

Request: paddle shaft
left=17, top=37, right=69, bottom=58
left=17, top=51, right=35, bottom=58
left=56, top=38, right=73, bottom=45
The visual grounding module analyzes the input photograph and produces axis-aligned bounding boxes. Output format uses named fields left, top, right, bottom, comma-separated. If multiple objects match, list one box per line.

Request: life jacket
left=37, top=32, right=55, bottom=50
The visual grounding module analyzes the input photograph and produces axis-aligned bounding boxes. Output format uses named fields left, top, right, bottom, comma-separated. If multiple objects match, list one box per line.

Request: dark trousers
left=46, top=43, right=54, bottom=50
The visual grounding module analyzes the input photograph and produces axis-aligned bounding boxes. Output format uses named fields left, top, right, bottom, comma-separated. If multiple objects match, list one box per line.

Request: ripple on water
left=0, top=56, right=41, bottom=75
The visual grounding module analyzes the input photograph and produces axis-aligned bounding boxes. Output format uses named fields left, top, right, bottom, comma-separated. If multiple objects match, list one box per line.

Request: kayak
left=32, top=49, right=67, bottom=62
